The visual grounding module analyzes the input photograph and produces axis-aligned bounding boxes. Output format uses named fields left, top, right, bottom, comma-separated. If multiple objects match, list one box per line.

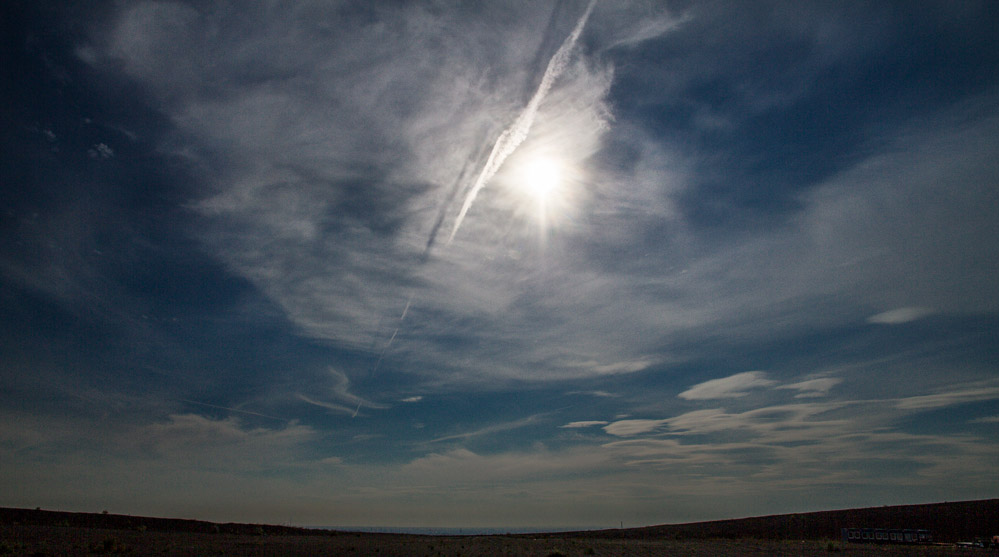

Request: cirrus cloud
left=678, top=371, right=777, bottom=400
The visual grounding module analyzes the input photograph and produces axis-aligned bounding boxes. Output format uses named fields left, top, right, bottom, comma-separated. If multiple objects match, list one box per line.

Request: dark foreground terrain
left=2, top=500, right=996, bottom=556
left=1, top=525, right=994, bottom=557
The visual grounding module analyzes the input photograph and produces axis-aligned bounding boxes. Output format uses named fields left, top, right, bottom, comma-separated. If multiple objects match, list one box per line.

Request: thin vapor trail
left=446, top=0, right=597, bottom=244
left=370, top=293, right=412, bottom=375
left=422, top=134, right=490, bottom=258
left=179, top=399, right=287, bottom=422
left=374, top=2, right=596, bottom=377
left=371, top=326, right=398, bottom=375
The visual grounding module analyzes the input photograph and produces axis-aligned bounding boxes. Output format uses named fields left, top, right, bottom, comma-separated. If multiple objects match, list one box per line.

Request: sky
left=2, top=0, right=998, bottom=530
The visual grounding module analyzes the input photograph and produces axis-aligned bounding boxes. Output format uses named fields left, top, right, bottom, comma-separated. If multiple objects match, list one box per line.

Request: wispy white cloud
left=560, top=420, right=608, bottom=429
left=3, top=395, right=996, bottom=528
left=447, top=0, right=597, bottom=243
left=777, top=377, right=842, bottom=398
left=74, top=1, right=692, bottom=388
left=591, top=375, right=999, bottom=498
left=867, top=307, right=935, bottom=325
left=895, top=383, right=999, bottom=410
left=87, top=142, right=114, bottom=159
left=402, top=445, right=613, bottom=487
left=678, top=371, right=776, bottom=400
left=567, top=390, right=619, bottom=398
left=296, top=394, right=355, bottom=416
left=179, top=399, right=288, bottom=422
left=590, top=358, right=657, bottom=375
left=797, top=100, right=999, bottom=319
left=603, top=418, right=670, bottom=437
left=57, top=2, right=994, bottom=435
left=297, top=368, right=389, bottom=416
left=600, top=426, right=998, bottom=497
left=62, top=1, right=999, bottom=396
left=140, top=413, right=313, bottom=455
left=594, top=6, right=690, bottom=52
left=970, top=415, right=999, bottom=424
left=428, top=413, right=548, bottom=444
left=45, top=413, right=321, bottom=479
left=662, top=403, right=849, bottom=439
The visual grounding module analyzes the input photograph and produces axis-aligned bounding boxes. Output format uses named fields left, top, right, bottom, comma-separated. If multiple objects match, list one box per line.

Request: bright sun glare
left=521, top=157, right=562, bottom=202
left=500, top=148, right=583, bottom=236
left=511, top=154, right=566, bottom=209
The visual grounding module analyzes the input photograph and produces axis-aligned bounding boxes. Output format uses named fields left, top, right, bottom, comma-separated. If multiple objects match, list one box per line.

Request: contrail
left=446, top=0, right=597, bottom=244
left=179, top=399, right=287, bottom=422
left=373, top=2, right=597, bottom=377
left=422, top=134, right=491, bottom=258
left=370, top=293, right=412, bottom=375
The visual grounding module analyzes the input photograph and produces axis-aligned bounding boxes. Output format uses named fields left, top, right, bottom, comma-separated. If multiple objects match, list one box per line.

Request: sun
left=508, top=152, right=568, bottom=210
left=519, top=156, right=563, bottom=204
left=496, top=147, right=584, bottom=240
left=494, top=141, right=588, bottom=241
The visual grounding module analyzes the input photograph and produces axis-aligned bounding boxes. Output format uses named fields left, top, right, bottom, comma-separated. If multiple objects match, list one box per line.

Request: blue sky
left=2, top=0, right=997, bottom=528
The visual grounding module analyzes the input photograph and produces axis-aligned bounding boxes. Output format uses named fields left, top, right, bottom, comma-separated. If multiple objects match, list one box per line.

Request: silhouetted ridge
left=0, top=508, right=323, bottom=536
left=3, top=499, right=997, bottom=542
left=549, top=499, right=998, bottom=542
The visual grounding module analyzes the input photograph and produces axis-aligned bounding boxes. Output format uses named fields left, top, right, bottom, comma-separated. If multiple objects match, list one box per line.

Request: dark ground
left=566, top=500, right=999, bottom=543
left=2, top=524, right=996, bottom=556
left=1, top=500, right=997, bottom=556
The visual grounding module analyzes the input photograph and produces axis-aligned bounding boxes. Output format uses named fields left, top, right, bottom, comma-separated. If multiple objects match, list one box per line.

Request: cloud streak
left=777, top=378, right=842, bottom=399
left=560, top=420, right=609, bottom=429
left=895, top=383, right=999, bottom=410
left=867, top=307, right=935, bottom=325
left=297, top=368, right=389, bottom=416
left=678, top=371, right=776, bottom=400
left=446, top=0, right=597, bottom=244
left=428, top=413, right=548, bottom=444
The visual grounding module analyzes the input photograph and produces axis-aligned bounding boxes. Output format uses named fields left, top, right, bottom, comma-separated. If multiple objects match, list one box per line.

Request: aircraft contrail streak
left=179, top=399, right=287, bottom=422
left=446, top=0, right=597, bottom=243
left=370, top=2, right=597, bottom=379
left=370, top=327, right=398, bottom=375
left=369, top=291, right=413, bottom=376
